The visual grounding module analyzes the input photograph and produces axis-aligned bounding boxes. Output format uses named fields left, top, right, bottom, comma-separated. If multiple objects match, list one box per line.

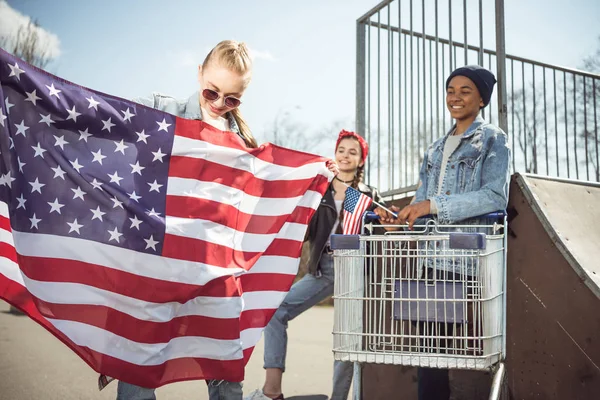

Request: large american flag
left=0, top=49, right=331, bottom=388
left=342, top=186, right=373, bottom=235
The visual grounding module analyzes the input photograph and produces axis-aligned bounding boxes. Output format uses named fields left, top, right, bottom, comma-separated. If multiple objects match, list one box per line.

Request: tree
left=0, top=20, right=52, bottom=68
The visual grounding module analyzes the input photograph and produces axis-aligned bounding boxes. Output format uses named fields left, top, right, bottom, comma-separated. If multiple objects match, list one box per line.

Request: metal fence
left=357, top=0, right=600, bottom=197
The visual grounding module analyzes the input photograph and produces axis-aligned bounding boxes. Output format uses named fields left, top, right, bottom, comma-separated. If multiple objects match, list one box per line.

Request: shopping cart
left=330, top=212, right=508, bottom=400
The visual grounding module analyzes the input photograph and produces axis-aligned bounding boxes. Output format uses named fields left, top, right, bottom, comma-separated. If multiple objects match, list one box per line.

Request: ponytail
left=230, top=108, right=257, bottom=148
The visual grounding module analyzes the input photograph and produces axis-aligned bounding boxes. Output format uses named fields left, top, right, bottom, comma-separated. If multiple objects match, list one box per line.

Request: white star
left=101, top=117, right=115, bottom=133
left=67, top=219, right=83, bottom=234
left=86, top=96, right=100, bottom=110
left=147, top=180, right=163, bottom=193
left=2, top=172, right=15, bottom=188
left=54, top=135, right=68, bottom=150
left=156, top=118, right=171, bottom=132
left=114, top=139, right=128, bottom=154
left=91, top=149, right=107, bottom=164
left=66, top=105, right=82, bottom=122
left=29, top=213, right=41, bottom=229
left=48, top=198, right=65, bottom=214
left=0, top=109, right=6, bottom=127
left=135, top=129, right=149, bottom=143
left=8, top=62, right=25, bottom=80
left=130, top=161, right=145, bottom=175
left=51, top=165, right=66, bottom=180
left=46, top=83, right=61, bottom=98
left=129, top=215, right=143, bottom=230
left=39, top=113, right=55, bottom=127
left=8, top=137, right=13, bottom=149
left=71, top=186, right=86, bottom=200
left=25, top=90, right=42, bottom=106
left=144, top=235, right=159, bottom=251
left=29, top=178, right=45, bottom=194
left=128, top=191, right=142, bottom=202
left=31, top=142, right=46, bottom=158
left=90, top=206, right=106, bottom=221
left=151, top=148, right=166, bottom=163
left=107, top=171, right=123, bottom=185
left=70, top=158, right=84, bottom=173
left=146, top=208, right=161, bottom=218
left=107, top=227, right=123, bottom=243
left=78, top=128, right=92, bottom=142
left=4, top=97, right=14, bottom=115
left=16, top=194, right=27, bottom=210
left=121, top=108, right=135, bottom=122
left=90, top=178, right=103, bottom=190
left=111, top=196, right=123, bottom=209
left=17, top=157, right=26, bottom=172
left=14, top=120, right=29, bottom=136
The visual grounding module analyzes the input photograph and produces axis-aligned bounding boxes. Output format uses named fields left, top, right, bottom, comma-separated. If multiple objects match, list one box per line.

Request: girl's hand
left=373, top=205, right=400, bottom=231
left=326, top=160, right=339, bottom=176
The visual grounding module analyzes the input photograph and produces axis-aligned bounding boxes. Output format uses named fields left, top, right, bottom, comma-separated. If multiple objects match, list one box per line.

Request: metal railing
left=357, top=0, right=600, bottom=197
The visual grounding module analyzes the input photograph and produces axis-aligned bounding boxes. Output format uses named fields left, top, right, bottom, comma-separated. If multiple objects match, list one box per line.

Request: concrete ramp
left=505, top=173, right=600, bottom=399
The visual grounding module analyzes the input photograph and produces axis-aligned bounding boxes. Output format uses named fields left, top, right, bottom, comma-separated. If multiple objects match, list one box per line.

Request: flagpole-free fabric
left=0, top=48, right=331, bottom=388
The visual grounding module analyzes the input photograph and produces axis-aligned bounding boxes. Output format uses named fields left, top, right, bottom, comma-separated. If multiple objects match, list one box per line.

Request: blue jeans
left=116, top=380, right=242, bottom=400
left=263, top=252, right=353, bottom=400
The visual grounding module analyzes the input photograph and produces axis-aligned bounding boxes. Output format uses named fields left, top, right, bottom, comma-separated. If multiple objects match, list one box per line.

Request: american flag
left=0, top=49, right=331, bottom=388
left=342, top=186, right=373, bottom=235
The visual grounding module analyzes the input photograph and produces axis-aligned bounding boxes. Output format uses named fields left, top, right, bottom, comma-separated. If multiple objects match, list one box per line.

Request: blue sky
left=2, top=0, right=599, bottom=156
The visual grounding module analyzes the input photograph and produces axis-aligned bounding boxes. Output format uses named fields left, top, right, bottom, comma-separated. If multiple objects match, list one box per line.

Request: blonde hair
left=203, top=40, right=257, bottom=148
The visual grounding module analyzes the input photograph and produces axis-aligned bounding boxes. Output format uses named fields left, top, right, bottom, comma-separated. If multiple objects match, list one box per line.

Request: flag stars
left=67, top=219, right=84, bottom=234
left=101, top=117, right=115, bottom=133
left=1, top=172, right=15, bottom=188
left=144, top=235, right=159, bottom=251
left=0, top=109, right=6, bottom=127
left=78, top=128, right=92, bottom=142
left=90, top=206, right=106, bottom=221
left=48, top=198, right=65, bottom=214
left=91, top=149, right=107, bottom=165
left=8, top=62, right=25, bottom=80
left=108, top=227, right=123, bottom=243
left=114, top=139, right=128, bottom=154
left=29, top=214, right=41, bottom=229
left=17, top=157, right=25, bottom=172
left=16, top=194, right=27, bottom=210
left=86, top=96, right=100, bottom=110
left=51, top=165, right=66, bottom=180
left=148, top=180, right=163, bottom=193
left=25, top=90, right=42, bottom=106
left=130, top=161, right=145, bottom=175
left=39, top=113, right=55, bottom=127
left=4, top=97, right=14, bottom=115
left=90, top=178, right=103, bottom=190
left=14, top=120, right=29, bottom=136
left=31, top=143, right=47, bottom=158
left=136, top=129, right=149, bottom=143
left=128, top=191, right=142, bottom=202
left=54, top=135, right=68, bottom=149
left=66, top=105, right=82, bottom=122
left=129, top=215, right=143, bottom=230
left=46, top=83, right=62, bottom=98
left=146, top=208, right=161, bottom=218
left=152, top=148, right=166, bottom=163
left=156, top=118, right=171, bottom=132
left=70, top=158, right=84, bottom=173
left=107, top=171, right=123, bottom=185
left=29, top=177, right=45, bottom=194
left=121, top=108, right=135, bottom=122
left=111, top=197, right=123, bottom=209
left=71, top=186, right=86, bottom=200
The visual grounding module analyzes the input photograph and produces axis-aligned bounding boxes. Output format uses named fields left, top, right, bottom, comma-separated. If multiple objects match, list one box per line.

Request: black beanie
left=446, top=65, right=497, bottom=108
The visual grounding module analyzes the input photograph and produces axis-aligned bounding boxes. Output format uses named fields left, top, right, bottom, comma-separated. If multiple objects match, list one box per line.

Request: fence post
left=495, top=0, right=509, bottom=133
left=356, top=21, right=367, bottom=138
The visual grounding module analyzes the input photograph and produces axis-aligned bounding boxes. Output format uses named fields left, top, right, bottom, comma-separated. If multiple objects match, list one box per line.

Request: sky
left=1, top=0, right=599, bottom=157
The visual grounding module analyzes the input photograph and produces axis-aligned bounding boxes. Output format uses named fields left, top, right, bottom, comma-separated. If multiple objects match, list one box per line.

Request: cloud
left=249, top=48, right=276, bottom=62
left=0, top=0, right=61, bottom=60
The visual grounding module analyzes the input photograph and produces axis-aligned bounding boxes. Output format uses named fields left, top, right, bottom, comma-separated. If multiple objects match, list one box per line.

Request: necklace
left=334, top=176, right=354, bottom=184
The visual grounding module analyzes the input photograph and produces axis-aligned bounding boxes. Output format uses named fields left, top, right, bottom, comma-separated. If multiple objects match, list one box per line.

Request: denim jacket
left=414, top=115, right=511, bottom=225
left=133, top=92, right=241, bottom=134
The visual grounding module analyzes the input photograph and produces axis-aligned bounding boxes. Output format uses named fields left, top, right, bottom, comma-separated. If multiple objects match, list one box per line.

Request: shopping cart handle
left=363, top=211, right=505, bottom=221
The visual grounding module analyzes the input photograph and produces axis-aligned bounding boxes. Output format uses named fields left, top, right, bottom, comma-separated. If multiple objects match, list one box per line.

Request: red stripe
left=240, top=308, right=277, bottom=331
left=162, top=234, right=303, bottom=267
left=174, top=117, right=329, bottom=168
left=0, top=214, right=10, bottom=231
left=239, top=273, right=295, bottom=293
left=17, top=255, right=241, bottom=302
left=169, top=156, right=330, bottom=198
left=0, top=241, right=17, bottom=263
left=166, top=196, right=315, bottom=235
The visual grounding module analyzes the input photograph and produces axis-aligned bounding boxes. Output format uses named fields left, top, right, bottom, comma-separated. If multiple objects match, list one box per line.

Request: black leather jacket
left=306, top=182, right=385, bottom=275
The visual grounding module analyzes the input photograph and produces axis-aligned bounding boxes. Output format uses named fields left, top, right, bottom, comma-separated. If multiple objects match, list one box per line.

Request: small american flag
left=342, top=186, right=373, bottom=235
left=0, top=49, right=331, bottom=388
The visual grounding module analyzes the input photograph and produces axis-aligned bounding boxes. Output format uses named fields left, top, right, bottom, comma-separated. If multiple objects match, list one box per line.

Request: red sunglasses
left=202, top=89, right=242, bottom=108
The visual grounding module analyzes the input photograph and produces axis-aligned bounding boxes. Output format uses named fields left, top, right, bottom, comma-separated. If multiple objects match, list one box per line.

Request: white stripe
left=246, top=255, right=300, bottom=276
left=47, top=319, right=243, bottom=364
left=167, top=177, right=323, bottom=216
left=0, top=257, right=24, bottom=285
left=22, top=276, right=244, bottom=320
left=165, top=218, right=307, bottom=252
left=12, top=230, right=245, bottom=285
left=0, top=227, right=14, bottom=246
left=172, top=136, right=330, bottom=181
left=0, top=201, right=8, bottom=218
left=241, top=291, right=288, bottom=311
left=240, top=327, right=264, bottom=350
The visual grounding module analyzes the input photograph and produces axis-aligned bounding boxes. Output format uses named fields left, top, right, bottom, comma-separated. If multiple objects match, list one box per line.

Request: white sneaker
left=243, top=389, right=284, bottom=400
